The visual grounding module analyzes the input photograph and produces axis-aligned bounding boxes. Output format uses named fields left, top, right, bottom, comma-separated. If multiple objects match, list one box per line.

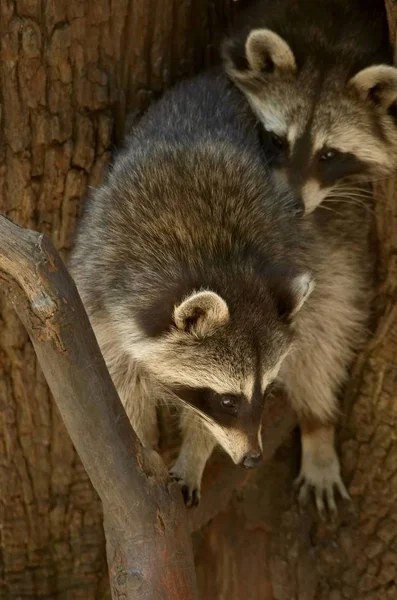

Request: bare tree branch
left=0, top=215, right=197, bottom=600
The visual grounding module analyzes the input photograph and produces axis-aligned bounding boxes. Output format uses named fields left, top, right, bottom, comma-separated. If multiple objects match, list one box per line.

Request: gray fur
left=70, top=72, right=374, bottom=509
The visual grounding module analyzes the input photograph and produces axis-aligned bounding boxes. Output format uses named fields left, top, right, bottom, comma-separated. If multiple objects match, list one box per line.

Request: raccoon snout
left=241, top=452, right=263, bottom=469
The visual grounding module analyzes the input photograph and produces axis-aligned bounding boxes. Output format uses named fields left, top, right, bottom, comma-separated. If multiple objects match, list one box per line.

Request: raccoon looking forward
left=70, top=72, right=373, bottom=513
left=223, top=0, right=396, bottom=213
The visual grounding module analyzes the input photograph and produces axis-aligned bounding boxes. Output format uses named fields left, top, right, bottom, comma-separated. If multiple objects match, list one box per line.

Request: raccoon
left=222, top=0, right=396, bottom=213
left=70, top=71, right=373, bottom=513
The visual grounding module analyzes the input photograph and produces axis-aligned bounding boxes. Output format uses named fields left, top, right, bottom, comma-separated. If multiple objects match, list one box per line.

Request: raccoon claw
left=294, top=469, right=350, bottom=519
left=169, top=469, right=201, bottom=508
left=181, top=485, right=200, bottom=508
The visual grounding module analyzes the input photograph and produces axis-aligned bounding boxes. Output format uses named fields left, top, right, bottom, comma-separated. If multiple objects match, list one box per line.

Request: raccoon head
left=131, top=271, right=314, bottom=466
left=223, top=29, right=397, bottom=213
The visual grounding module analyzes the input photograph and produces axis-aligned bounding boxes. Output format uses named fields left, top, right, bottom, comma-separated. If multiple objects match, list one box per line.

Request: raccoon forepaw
left=294, top=456, right=350, bottom=519
left=169, top=469, right=201, bottom=508
left=181, top=485, right=200, bottom=507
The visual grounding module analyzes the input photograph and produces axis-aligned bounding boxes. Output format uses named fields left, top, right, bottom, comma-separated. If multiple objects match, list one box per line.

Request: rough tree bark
left=193, top=2, right=397, bottom=599
left=0, top=1, right=232, bottom=598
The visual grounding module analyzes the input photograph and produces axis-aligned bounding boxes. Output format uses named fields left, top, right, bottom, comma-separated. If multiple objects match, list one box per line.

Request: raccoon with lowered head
left=70, top=71, right=373, bottom=513
left=223, top=0, right=396, bottom=213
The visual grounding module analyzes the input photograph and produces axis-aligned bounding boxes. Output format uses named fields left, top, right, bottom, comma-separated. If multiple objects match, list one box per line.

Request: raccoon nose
left=242, top=452, right=263, bottom=469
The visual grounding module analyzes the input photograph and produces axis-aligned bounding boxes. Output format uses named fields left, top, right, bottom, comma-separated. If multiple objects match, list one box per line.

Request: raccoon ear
left=349, top=65, right=397, bottom=110
left=288, top=272, right=315, bottom=318
left=174, top=290, right=229, bottom=336
left=271, top=271, right=315, bottom=321
left=223, top=28, right=296, bottom=83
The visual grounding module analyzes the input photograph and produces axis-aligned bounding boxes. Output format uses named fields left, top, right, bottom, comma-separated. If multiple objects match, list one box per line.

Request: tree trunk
left=0, top=2, right=232, bottom=598
left=193, top=3, right=397, bottom=599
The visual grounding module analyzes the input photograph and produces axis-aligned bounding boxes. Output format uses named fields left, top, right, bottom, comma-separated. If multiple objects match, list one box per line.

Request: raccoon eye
left=271, top=133, right=287, bottom=151
left=319, top=149, right=338, bottom=161
left=220, top=395, right=239, bottom=414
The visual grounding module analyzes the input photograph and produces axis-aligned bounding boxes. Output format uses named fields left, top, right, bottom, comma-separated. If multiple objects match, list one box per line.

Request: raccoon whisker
left=342, top=201, right=374, bottom=213
left=337, top=183, right=373, bottom=189
left=318, top=204, right=344, bottom=216
left=328, top=184, right=373, bottom=194
left=340, top=189, right=390, bottom=202
left=169, top=398, right=212, bottom=423
left=333, top=184, right=373, bottom=192
left=330, top=188, right=374, bottom=198
left=336, top=179, right=372, bottom=186
left=325, top=194, right=370, bottom=203
left=327, top=194, right=373, bottom=206
left=326, top=189, right=374, bottom=201
left=167, top=414, right=210, bottom=434
left=155, top=401, right=205, bottom=427
left=156, top=400, right=208, bottom=429
left=155, top=382, right=220, bottom=430
left=326, top=193, right=372, bottom=203
left=324, top=197, right=374, bottom=215
left=331, top=196, right=374, bottom=204
left=178, top=418, right=211, bottom=433
left=177, top=409, right=217, bottom=433
left=342, top=199, right=373, bottom=209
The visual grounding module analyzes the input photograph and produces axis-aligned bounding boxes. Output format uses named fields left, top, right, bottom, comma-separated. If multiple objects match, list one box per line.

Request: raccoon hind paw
left=294, top=455, right=350, bottom=519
